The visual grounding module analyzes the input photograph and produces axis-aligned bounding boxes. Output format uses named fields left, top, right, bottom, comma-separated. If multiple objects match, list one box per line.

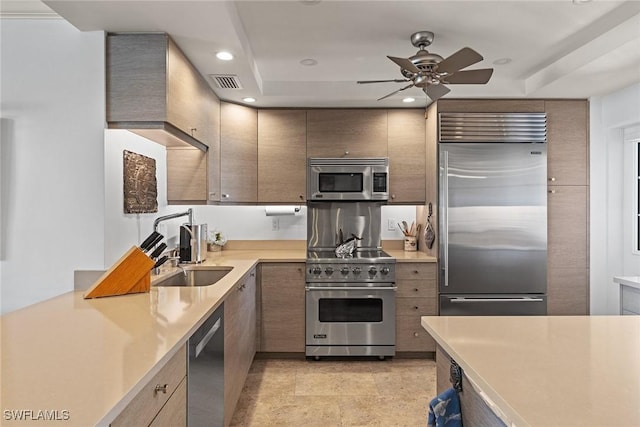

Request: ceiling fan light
left=402, top=97, right=416, bottom=103
left=300, top=58, right=318, bottom=66
left=216, top=51, right=233, bottom=61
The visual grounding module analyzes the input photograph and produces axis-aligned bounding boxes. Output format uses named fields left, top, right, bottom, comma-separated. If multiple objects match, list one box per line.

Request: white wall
left=0, top=19, right=105, bottom=314
left=103, top=129, right=415, bottom=263
left=590, top=82, right=640, bottom=314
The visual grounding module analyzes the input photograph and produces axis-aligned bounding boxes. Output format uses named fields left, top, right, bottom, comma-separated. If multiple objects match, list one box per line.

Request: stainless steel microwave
left=307, top=157, right=389, bottom=201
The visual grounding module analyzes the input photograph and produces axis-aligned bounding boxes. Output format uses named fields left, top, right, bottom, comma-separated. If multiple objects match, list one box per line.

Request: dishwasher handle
left=194, top=317, right=221, bottom=358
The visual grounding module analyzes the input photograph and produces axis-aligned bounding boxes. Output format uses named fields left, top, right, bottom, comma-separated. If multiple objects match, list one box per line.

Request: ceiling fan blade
left=377, top=83, right=415, bottom=101
left=387, top=56, right=420, bottom=74
left=357, top=79, right=411, bottom=84
left=444, top=68, right=494, bottom=84
left=436, top=47, right=483, bottom=74
left=424, top=84, right=451, bottom=101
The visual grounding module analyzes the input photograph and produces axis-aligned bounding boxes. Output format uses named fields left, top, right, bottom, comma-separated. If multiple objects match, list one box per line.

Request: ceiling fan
left=357, top=31, right=494, bottom=102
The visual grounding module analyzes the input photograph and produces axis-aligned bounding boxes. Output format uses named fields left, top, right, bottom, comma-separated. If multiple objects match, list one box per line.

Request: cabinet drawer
left=396, top=263, right=437, bottom=280
left=396, top=280, right=436, bottom=298
left=622, top=285, right=640, bottom=315
left=149, top=377, right=186, bottom=427
left=396, top=297, right=437, bottom=316
left=111, top=345, right=186, bottom=427
left=396, top=316, right=435, bottom=352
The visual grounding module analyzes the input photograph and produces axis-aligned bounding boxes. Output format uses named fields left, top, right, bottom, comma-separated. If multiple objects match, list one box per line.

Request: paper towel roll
left=264, top=206, right=300, bottom=216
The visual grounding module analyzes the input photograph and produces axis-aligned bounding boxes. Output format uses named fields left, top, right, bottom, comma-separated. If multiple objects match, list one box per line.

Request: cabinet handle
left=413, top=332, right=419, bottom=337
left=299, top=195, right=304, bottom=200
left=548, top=190, right=556, bottom=194
left=154, top=384, right=168, bottom=394
left=413, top=288, right=419, bottom=292
left=222, top=194, right=230, bottom=198
left=391, top=194, right=396, bottom=200
left=413, top=270, right=419, bottom=274
left=413, top=306, right=419, bottom=310
left=190, top=128, right=197, bottom=136
left=549, top=177, right=556, bottom=182
left=250, top=272, right=255, bottom=277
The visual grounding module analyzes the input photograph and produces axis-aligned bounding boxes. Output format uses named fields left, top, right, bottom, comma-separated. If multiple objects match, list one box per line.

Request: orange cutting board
left=84, top=246, right=154, bottom=299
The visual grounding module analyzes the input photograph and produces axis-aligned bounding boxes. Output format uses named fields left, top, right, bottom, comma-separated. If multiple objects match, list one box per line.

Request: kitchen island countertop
left=1, top=248, right=435, bottom=426
left=421, top=315, right=640, bottom=427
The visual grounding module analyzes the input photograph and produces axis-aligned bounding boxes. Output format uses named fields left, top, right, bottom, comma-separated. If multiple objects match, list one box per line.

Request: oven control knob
left=380, top=267, right=390, bottom=275
left=368, top=267, right=377, bottom=276
left=324, top=267, right=334, bottom=275
left=352, top=267, right=362, bottom=275
left=341, top=267, right=350, bottom=275
left=312, top=266, right=322, bottom=275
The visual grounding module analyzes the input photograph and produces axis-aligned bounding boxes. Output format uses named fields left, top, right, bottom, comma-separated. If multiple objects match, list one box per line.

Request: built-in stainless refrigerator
left=439, top=142, right=547, bottom=315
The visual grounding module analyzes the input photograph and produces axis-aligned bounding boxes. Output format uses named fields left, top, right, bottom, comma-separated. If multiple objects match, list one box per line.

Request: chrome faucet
left=153, top=208, right=193, bottom=233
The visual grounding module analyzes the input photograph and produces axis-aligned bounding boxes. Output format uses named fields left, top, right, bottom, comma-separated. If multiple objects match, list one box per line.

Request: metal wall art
left=123, top=150, right=158, bottom=214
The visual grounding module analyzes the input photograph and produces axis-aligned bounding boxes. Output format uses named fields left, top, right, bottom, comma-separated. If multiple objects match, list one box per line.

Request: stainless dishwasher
left=188, top=304, right=224, bottom=426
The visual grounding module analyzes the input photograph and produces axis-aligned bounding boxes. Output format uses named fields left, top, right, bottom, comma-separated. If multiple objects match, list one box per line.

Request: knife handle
left=149, top=243, right=167, bottom=259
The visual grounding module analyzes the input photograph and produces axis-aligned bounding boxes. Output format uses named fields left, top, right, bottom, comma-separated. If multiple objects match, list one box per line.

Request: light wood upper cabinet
left=167, top=87, right=221, bottom=204
left=436, top=99, right=545, bottom=113
left=545, top=100, right=589, bottom=186
left=220, top=102, right=258, bottom=203
left=106, top=33, right=210, bottom=151
left=307, top=109, right=388, bottom=158
left=387, top=109, right=426, bottom=204
left=258, top=110, right=307, bottom=203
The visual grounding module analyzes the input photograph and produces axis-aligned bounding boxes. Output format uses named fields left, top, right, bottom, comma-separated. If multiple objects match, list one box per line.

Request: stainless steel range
left=305, top=199, right=396, bottom=359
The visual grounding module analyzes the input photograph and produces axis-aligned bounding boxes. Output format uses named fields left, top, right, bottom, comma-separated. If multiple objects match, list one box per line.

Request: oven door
left=305, top=285, right=396, bottom=347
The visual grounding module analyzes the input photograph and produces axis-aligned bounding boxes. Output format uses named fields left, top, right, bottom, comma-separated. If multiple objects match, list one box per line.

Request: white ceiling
left=4, top=0, right=640, bottom=108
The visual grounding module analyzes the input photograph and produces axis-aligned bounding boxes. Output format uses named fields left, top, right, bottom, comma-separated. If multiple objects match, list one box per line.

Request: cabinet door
left=387, top=109, right=426, bottom=204
left=206, top=90, right=222, bottom=202
left=166, top=148, right=207, bottom=203
left=436, top=99, right=545, bottom=113
left=306, top=109, right=387, bottom=158
left=106, top=34, right=168, bottom=122
left=166, top=37, right=208, bottom=144
left=548, top=186, right=588, bottom=270
left=547, top=186, right=589, bottom=315
left=258, top=110, right=307, bottom=203
left=546, top=100, right=588, bottom=186
left=220, top=102, right=258, bottom=202
left=260, top=263, right=305, bottom=352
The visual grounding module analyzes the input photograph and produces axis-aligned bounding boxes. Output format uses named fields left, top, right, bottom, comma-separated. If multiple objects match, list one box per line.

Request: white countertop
left=614, top=276, right=640, bottom=290
left=1, top=248, right=434, bottom=426
left=422, top=315, right=640, bottom=427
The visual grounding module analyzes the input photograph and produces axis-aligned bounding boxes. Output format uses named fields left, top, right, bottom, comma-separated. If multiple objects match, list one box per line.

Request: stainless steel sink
left=153, top=267, right=232, bottom=287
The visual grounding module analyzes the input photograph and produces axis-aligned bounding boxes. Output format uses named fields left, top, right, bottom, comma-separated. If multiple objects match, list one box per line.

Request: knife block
left=84, top=246, right=154, bottom=299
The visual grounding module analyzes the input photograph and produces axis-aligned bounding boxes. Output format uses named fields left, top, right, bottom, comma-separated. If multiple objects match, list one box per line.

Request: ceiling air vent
left=209, top=74, right=243, bottom=89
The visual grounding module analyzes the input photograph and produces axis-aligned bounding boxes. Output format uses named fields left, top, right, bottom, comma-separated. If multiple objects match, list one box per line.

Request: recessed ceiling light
left=300, top=0, right=322, bottom=5
left=243, top=97, right=256, bottom=103
left=493, top=57, right=512, bottom=65
left=572, top=0, right=592, bottom=4
left=216, top=51, right=234, bottom=61
left=300, top=58, right=318, bottom=66
left=402, top=97, right=416, bottom=103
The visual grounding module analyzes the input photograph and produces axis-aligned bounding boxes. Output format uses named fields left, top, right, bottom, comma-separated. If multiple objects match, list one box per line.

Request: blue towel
left=427, top=387, right=462, bottom=427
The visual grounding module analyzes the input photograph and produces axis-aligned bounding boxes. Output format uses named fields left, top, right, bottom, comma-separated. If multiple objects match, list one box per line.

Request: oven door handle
left=306, top=286, right=397, bottom=291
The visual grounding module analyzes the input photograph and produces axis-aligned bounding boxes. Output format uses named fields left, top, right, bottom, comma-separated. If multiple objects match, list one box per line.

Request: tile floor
left=230, top=356, right=437, bottom=426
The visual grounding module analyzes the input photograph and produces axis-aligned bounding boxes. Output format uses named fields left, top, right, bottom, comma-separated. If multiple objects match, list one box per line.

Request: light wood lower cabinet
left=111, top=345, right=186, bottom=427
left=436, top=345, right=507, bottom=427
left=396, top=263, right=437, bottom=352
left=259, top=263, right=305, bottom=352
left=224, top=268, right=257, bottom=426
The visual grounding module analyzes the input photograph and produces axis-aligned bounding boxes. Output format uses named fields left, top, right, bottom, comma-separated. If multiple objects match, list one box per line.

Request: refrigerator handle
left=442, top=150, right=449, bottom=287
